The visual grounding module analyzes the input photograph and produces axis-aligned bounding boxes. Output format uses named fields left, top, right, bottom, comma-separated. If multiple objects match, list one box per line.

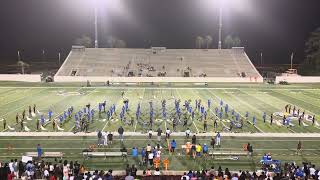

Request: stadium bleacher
left=56, top=47, right=261, bottom=79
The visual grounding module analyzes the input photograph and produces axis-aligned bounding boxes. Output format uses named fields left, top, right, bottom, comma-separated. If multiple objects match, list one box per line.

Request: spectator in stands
left=131, top=165, right=137, bottom=177
left=154, top=168, right=161, bottom=176
left=170, top=139, right=177, bottom=153
left=146, top=169, right=152, bottom=176
left=125, top=172, right=134, bottom=180
left=118, top=126, right=124, bottom=142
left=125, top=164, right=131, bottom=176
left=181, top=172, right=190, bottom=180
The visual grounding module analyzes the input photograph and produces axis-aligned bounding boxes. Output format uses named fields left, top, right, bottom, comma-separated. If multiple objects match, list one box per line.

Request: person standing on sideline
left=148, top=129, right=153, bottom=139
left=118, top=126, right=124, bottom=142
left=210, top=137, right=216, bottom=150
left=296, top=140, right=302, bottom=155
left=165, top=128, right=171, bottom=139
left=3, top=118, right=6, bottom=130
left=37, top=144, right=42, bottom=159
left=156, top=128, right=162, bottom=142
left=216, top=132, right=221, bottom=147
left=185, top=128, right=191, bottom=139
left=108, top=131, right=113, bottom=145
left=97, top=130, right=102, bottom=147
left=247, top=143, right=253, bottom=158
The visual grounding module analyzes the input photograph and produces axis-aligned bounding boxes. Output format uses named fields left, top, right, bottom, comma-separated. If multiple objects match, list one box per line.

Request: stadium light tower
left=94, top=0, right=99, bottom=48
left=218, top=1, right=223, bottom=49
left=94, top=5, right=98, bottom=48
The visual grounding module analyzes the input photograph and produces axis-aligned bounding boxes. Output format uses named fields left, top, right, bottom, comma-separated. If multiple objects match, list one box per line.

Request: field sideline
left=0, top=135, right=319, bottom=171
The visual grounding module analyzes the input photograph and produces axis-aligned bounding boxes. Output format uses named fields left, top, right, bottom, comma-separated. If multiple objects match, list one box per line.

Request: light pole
left=94, top=2, right=99, bottom=48
left=58, top=52, right=61, bottom=66
left=218, top=4, right=222, bottom=49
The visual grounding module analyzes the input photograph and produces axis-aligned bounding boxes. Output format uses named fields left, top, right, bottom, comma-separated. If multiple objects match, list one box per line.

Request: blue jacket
left=171, top=141, right=177, bottom=148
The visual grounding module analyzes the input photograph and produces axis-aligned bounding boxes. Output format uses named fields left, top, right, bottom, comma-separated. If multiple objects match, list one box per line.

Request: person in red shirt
left=7, top=172, right=15, bottom=180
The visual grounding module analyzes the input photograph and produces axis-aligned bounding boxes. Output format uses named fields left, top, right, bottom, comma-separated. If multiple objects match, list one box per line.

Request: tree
left=74, top=35, right=93, bottom=48
left=233, top=36, right=241, bottom=47
left=114, top=39, right=127, bottom=48
left=299, top=27, right=320, bottom=75
left=17, top=60, right=29, bottom=74
left=106, top=36, right=117, bottom=48
left=224, top=35, right=234, bottom=49
left=195, top=36, right=204, bottom=49
left=205, top=35, right=213, bottom=49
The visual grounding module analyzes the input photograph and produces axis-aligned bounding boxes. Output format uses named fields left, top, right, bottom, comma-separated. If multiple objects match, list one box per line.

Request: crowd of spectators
left=0, top=159, right=114, bottom=180
left=0, top=158, right=320, bottom=180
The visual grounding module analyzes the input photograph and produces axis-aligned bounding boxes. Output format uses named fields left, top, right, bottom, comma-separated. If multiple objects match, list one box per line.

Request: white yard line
left=0, top=86, right=319, bottom=91
left=175, top=89, right=200, bottom=133
left=102, top=121, right=110, bottom=131
left=134, top=88, right=145, bottom=132
left=0, top=138, right=320, bottom=141
left=0, top=147, right=318, bottom=151
left=206, top=89, right=265, bottom=133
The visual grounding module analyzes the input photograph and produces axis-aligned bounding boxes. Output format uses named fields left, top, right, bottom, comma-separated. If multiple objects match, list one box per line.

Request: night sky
left=1, top=0, right=320, bottom=65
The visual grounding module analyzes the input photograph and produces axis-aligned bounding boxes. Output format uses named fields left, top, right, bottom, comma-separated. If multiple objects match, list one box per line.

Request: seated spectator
left=181, top=172, right=190, bottom=180
left=146, top=169, right=152, bottom=176
left=125, top=172, right=134, bottom=180
left=154, top=168, right=161, bottom=176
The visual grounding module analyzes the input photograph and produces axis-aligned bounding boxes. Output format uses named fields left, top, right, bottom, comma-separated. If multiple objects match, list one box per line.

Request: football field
left=0, top=82, right=319, bottom=133
left=0, top=82, right=319, bottom=171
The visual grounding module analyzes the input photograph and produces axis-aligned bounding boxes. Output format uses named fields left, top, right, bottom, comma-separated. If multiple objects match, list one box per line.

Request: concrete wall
left=54, top=76, right=263, bottom=83
left=276, top=76, right=320, bottom=83
left=0, top=74, right=41, bottom=82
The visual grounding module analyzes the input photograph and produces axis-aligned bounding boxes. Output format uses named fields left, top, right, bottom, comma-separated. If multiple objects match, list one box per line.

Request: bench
left=82, top=152, right=127, bottom=159
left=209, top=151, right=248, bottom=159
left=209, top=151, right=248, bottom=156
left=24, top=152, right=63, bottom=158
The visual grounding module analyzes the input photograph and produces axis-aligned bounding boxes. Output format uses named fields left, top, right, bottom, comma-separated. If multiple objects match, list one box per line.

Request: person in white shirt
left=166, top=128, right=171, bottom=139
left=181, top=172, right=190, bottom=180
left=185, top=128, right=191, bottom=139
left=103, top=131, right=108, bottom=146
left=148, top=152, right=154, bottom=166
left=156, top=150, right=161, bottom=159
left=44, top=169, right=49, bottom=178
left=9, top=160, right=14, bottom=173
left=309, top=165, right=316, bottom=177
left=154, top=168, right=161, bottom=176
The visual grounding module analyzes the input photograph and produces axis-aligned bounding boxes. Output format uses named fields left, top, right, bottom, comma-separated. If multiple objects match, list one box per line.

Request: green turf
left=0, top=83, right=319, bottom=133
left=0, top=82, right=320, bottom=171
